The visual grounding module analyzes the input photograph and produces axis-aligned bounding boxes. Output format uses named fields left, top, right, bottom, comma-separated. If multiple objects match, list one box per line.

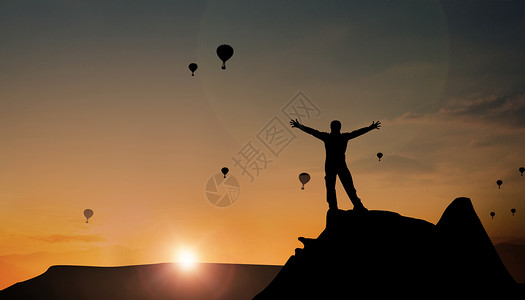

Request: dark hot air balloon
left=511, top=208, right=516, bottom=216
left=221, top=167, right=229, bottom=178
left=490, top=211, right=495, bottom=219
left=377, top=152, right=383, bottom=161
left=496, top=180, right=503, bottom=189
left=188, top=63, right=198, bottom=76
left=84, top=209, right=94, bottom=223
left=520, top=167, right=524, bottom=176
left=299, top=173, right=311, bottom=190
left=216, top=44, right=234, bottom=70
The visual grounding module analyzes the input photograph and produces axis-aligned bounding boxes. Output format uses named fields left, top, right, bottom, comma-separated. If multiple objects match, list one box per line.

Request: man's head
left=330, top=120, right=341, bottom=133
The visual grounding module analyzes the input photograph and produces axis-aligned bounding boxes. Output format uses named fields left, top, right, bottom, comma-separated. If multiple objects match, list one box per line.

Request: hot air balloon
left=496, top=180, right=503, bottom=189
left=299, top=173, right=311, bottom=190
left=188, top=63, right=198, bottom=76
left=490, top=211, right=495, bottom=219
left=216, top=44, right=234, bottom=70
left=511, top=208, right=516, bottom=216
left=221, top=167, right=229, bottom=178
left=84, top=209, right=94, bottom=224
left=520, top=167, right=525, bottom=176
left=377, top=152, right=383, bottom=161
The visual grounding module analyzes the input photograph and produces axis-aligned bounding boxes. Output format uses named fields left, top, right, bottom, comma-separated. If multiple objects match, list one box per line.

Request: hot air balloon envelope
left=511, top=208, right=516, bottom=216
left=520, top=167, right=525, bottom=176
left=377, top=152, right=383, bottom=161
left=496, top=180, right=503, bottom=188
left=216, top=44, right=234, bottom=69
left=299, top=172, right=311, bottom=190
left=84, top=209, right=94, bottom=223
left=221, top=167, right=229, bottom=178
left=188, top=63, right=198, bottom=76
left=490, top=211, right=495, bottom=219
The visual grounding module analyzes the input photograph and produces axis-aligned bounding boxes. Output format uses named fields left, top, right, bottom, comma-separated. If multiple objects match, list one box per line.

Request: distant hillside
left=0, top=263, right=281, bottom=300
left=0, top=245, right=143, bottom=290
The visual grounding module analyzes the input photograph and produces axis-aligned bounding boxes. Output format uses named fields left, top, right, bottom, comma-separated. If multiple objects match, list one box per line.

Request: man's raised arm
left=290, top=119, right=325, bottom=140
left=346, top=121, right=381, bottom=139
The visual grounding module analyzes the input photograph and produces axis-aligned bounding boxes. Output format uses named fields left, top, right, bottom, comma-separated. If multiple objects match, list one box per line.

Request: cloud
left=352, top=154, right=435, bottom=175
left=396, top=93, right=525, bottom=129
left=30, top=234, right=105, bottom=243
left=436, top=93, right=525, bottom=127
left=398, top=112, right=425, bottom=120
left=468, top=139, right=493, bottom=148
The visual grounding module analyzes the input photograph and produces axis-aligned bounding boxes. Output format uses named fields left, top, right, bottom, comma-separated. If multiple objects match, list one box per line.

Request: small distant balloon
left=511, top=208, right=516, bottom=216
left=490, top=211, right=495, bottom=219
left=188, top=63, right=198, bottom=76
left=377, top=152, right=383, bottom=161
left=221, top=167, right=229, bottom=178
left=216, top=44, right=234, bottom=70
left=84, top=209, right=94, bottom=224
left=520, top=167, right=525, bottom=176
left=299, top=173, right=311, bottom=190
left=496, top=180, right=503, bottom=189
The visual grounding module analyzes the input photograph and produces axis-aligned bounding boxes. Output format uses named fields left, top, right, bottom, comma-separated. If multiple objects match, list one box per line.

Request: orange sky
left=1, top=0, right=525, bottom=289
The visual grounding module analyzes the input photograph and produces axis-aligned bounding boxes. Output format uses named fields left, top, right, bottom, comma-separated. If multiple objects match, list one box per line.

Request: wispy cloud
left=353, top=154, right=435, bottom=175
left=437, top=93, right=525, bottom=127
left=30, top=234, right=105, bottom=243
left=397, top=93, right=525, bottom=129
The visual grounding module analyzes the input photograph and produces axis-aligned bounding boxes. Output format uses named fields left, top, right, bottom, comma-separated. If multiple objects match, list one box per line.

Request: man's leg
left=325, top=170, right=338, bottom=210
left=338, top=164, right=367, bottom=211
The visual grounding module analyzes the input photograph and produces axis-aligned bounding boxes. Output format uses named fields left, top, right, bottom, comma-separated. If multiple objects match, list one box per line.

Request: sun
left=177, top=249, right=198, bottom=270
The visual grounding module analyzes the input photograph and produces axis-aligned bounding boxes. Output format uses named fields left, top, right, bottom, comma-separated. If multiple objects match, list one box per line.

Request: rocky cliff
left=255, top=197, right=522, bottom=299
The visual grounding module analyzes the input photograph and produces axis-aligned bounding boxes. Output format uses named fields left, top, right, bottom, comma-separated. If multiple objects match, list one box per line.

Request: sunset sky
left=1, top=0, right=525, bottom=289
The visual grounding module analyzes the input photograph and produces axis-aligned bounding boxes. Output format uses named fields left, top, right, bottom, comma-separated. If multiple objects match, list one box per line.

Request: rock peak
left=255, top=197, right=521, bottom=299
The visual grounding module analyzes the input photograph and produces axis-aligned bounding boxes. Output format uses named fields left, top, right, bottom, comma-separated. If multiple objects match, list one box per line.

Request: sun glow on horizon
left=176, top=249, right=198, bottom=270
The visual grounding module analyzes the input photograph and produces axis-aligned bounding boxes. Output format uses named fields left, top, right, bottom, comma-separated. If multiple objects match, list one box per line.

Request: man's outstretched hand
left=370, top=121, right=381, bottom=130
left=290, top=119, right=303, bottom=129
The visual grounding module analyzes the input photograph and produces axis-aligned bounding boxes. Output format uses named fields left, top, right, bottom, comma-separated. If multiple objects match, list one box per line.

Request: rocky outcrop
left=255, top=197, right=522, bottom=299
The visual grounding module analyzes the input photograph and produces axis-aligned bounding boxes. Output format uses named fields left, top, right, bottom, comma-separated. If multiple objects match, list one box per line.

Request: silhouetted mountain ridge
left=0, top=263, right=281, bottom=300
left=255, top=197, right=524, bottom=299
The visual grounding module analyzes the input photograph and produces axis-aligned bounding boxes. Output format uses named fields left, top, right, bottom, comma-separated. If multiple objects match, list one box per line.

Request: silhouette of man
left=290, top=119, right=381, bottom=211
